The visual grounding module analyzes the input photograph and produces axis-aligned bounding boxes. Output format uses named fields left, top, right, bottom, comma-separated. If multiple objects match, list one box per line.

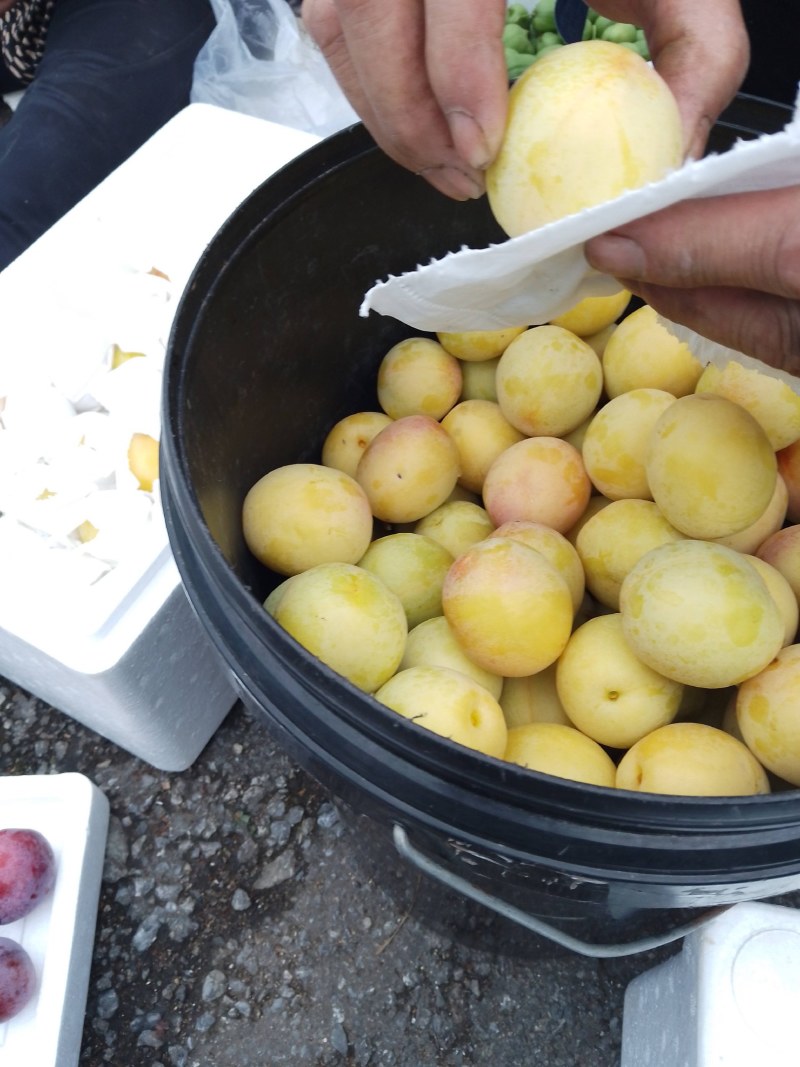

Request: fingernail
left=418, top=165, right=485, bottom=201
left=685, top=116, right=712, bottom=161
left=585, top=234, right=645, bottom=278
left=446, top=109, right=493, bottom=170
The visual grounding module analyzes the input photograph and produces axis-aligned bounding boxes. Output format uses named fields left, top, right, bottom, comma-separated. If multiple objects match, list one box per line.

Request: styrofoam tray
left=0, top=774, right=109, bottom=1066
left=622, top=900, right=800, bottom=1066
left=0, top=103, right=320, bottom=658
left=0, top=105, right=320, bottom=768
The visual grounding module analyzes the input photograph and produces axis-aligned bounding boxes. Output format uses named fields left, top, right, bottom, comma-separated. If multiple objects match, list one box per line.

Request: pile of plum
left=0, top=828, right=56, bottom=1023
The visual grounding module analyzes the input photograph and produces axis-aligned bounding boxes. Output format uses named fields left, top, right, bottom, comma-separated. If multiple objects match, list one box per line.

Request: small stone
left=330, top=1020, right=349, bottom=1056
left=317, top=803, right=339, bottom=829
left=287, top=805, right=304, bottom=826
left=195, top=1011, right=216, bottom=1033
left=137, top=1030, right=164, bottom=1049
left=201, top=970, right=227, bottom=1002
left=415, top=1007, right=432, bottom=1028
left=236, top=837, right=258, bottom=864
left=134, top=875, right=155, bottom=898
left=132, top=913, right=162, bottom=952
left=231, top=889, right=251, bottom=911
left=96, top=989, right=119, bottom=1020
left=165, top=913, right=196, bottom=942
left=114, top=884, right=133, bottom=907
left=253, top=850, right=295, bottom=890
left=102, top=818, right=130, bottom=883
left=269, top=820, right=291, bottom=847
left=354, top=1036, right=373, bottom=1066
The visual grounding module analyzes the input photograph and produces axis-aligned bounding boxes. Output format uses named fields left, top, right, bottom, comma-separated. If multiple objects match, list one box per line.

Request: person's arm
left=304, top=1, right=800, bottom=366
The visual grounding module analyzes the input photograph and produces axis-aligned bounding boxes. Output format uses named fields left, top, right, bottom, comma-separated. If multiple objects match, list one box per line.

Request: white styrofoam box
left=0, top=773, right=110, bottom=1067
left=621, top=901, right=800, bottom=1067
left=0, top=103, right=320, bottom=770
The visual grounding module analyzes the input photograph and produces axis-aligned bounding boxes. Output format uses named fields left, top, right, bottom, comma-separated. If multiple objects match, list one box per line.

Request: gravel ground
left=3, top=678, right=800, bottom=1067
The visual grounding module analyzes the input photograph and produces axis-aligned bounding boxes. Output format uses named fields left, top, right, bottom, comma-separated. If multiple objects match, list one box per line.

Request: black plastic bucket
left=161, top=94, right=800, bottom=949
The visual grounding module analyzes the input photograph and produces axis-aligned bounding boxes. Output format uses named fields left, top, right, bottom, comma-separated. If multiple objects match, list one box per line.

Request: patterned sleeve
left=1, top=0, right=55, bottom=85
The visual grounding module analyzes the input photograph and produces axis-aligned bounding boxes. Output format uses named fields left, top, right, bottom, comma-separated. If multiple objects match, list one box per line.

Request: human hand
left=582, top=2, right=798, bottom=368
left=585, top=186, right=800, bottom=369
left=301, top=1, right=750, bottom=200
left=300, top=0, right=509, bottom=200
left=589, top=1, right=749, bottom=159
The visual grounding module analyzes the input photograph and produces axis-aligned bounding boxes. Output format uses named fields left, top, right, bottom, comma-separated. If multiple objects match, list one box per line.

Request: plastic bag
left=191, top=0, right=358, bottom=138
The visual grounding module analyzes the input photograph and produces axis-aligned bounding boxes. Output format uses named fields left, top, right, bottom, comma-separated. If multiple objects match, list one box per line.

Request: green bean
left=505, top=3, right=531, bottom=31
left=503, top=5, right=650, bottom=81
left=601, top=22, right=638, bottom=44
left=536, top=30, right=563, bottom=51
left=531, top=0, right=557, bottom=34
left=503, top=23, right=535, bottom=55
left=620, top=39, right=650, bottom=59
left=505, top=48, right=537, bottom=81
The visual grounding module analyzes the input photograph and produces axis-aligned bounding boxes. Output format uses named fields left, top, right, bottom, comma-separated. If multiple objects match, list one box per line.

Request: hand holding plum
left=301, top=0, right=748, bottom=196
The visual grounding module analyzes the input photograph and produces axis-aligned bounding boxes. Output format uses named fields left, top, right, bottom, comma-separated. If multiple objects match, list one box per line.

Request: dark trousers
left=0, top=0, right=215, bottom=271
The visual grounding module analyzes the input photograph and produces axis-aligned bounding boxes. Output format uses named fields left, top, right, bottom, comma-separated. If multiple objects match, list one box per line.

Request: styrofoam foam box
left=0, top=773, right=110, bottom=1067
left=0, top=104, right=320, bottom=770
left=621, top=900, right=800, bottom=1067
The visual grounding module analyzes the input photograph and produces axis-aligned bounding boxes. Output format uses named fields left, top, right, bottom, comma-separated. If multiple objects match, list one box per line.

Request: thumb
left=585, top=187, right=800, bottom=298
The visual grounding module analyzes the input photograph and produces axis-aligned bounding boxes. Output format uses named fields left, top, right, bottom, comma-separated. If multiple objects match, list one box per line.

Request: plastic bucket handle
left=392, top=824, right=731, bottom=959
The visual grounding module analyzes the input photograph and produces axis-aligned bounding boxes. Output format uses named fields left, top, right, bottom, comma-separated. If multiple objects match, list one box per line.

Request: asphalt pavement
left=4, top=678, right=800, bottom=1067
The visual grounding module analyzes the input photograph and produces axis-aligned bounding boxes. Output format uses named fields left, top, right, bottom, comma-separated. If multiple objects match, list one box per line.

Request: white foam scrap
left=2, top=381, right=77, bottom=436
left=0, top=515, right=112, bottom=602
left=3, top=311, right=113, bottom=409
left=83, top=353, right=163, bottom=440
left=41, top=410, right=122, bottom=464
left=66, top=488, right=157, bottom=564
left=0, top=264, right=173, bottom=596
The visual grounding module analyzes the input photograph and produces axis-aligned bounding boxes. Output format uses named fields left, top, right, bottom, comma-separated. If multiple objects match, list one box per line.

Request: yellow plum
left=442, top=536, right=573, bottom=676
